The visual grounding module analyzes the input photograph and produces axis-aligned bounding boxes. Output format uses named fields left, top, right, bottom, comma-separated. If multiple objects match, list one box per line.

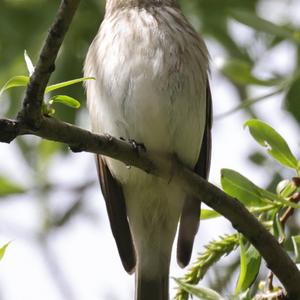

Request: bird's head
left=105, top=0, right=177, bottom=13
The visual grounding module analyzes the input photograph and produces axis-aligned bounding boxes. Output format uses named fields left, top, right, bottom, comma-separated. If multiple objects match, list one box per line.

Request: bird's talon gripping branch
left=104, top=133, right=113, bottom=141
left=128, top=139, right=147, bottom=154
left=119, top=137, right=146, bottom=153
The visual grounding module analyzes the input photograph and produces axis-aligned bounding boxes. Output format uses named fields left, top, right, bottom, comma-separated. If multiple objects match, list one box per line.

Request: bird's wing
left=95, top=155, right=136, bottom=273
left=177, top=81, right=212, bottom=267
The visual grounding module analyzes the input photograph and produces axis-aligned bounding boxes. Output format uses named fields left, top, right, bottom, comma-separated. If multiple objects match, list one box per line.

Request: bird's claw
left=119, top=137, right=147, bottom=154
left=128, top=139, right=147, bottom=153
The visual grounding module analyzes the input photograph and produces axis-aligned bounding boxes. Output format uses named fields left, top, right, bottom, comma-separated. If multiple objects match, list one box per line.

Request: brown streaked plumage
left=84, top=0, right=212, bottom=299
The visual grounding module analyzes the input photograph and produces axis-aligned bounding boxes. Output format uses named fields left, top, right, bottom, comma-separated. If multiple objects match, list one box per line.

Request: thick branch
left=1, top=115, right=300, bottom=298
left=18, top=0, right=81, bottom=128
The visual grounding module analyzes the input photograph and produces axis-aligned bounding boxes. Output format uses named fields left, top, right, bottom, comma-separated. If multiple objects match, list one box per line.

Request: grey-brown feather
left=177, top=82, right=212, bottom=267
left=136, top=268, right=169, bottom=300
left=95, top=155, right=136, bottom=273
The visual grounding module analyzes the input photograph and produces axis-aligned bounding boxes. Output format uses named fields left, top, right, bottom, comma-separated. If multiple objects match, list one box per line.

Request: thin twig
left=267, top=178, right=300, bottom=292
left=18, top=0, right=81, bottom=128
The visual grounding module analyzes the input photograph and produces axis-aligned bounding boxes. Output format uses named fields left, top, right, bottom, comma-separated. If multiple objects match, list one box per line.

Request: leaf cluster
left=0, top=51, right=94, bottom=116
left=175, top=120, right=300, bottom=299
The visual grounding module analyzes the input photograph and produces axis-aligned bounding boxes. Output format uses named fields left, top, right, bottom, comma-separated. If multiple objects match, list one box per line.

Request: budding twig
left=18, top=0, right=81, bottom=128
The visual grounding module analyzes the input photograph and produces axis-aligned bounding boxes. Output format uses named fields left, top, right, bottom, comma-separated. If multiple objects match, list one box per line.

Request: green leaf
left=174, top=279, right=225, bottom=300
left=230, top=10, right=296, bottom=41
left=286, top=77, right=300, bottom=125
left=272, top=196, right=300, bottom=209
left=229, top=290, right=251, bottom=300
left=235, top=238, right=261, bottom=293
left=0, top=76, right=30, bottom=97
left=49, top=95, right=80, bottom=109
left=244, top=119, right=298, bottom=169
left=221, top=169, right=300, bottom=209
left=218, top=59, right=279, bottom=86
left=201, top=209, right=220, bottom=220
left=292, top=235, right=300, bottom=263
left=0, top=242, right=10, bottom=261
left=42, top=103, right=56, bottom=116
left=273, top=213, right=286, bottom=243
left=45, top=77, right=94, bottom=94
left=258, top=188, right=300, bottom=209
left=221, top=169, right=270, bottom=206
left=24, top=50, right=34, bottom=76
left=0, top=176, right=26, bottom=196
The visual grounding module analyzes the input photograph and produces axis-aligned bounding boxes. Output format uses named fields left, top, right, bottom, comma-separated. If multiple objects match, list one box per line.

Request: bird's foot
left=128, top=139, right=147, bottom=153
left=119, top=137, right=146, bottom=169
left=119, top=137, right=147, bottom=154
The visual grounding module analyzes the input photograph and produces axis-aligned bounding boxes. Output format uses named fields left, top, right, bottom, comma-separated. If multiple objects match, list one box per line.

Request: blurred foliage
left=176, top=234, right=239, bottom=299
left=0, top=242, right=10, bottom=261
left=1, top=0, right=300, bottom=299
left=176, top=120, right=300, bottom=299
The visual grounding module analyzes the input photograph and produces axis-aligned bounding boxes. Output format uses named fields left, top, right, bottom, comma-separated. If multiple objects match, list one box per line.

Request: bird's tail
left=135, top=263, right=169, bottom=300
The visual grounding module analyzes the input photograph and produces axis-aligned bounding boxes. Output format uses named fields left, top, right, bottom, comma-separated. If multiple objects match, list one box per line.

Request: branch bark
left=1, top=1, right=300, bottom=299
left=18, top=0, right=81, bottom=128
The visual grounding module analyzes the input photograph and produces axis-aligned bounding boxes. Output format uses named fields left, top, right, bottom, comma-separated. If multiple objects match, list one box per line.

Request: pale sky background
left=0, top=0, right=300, bottom=299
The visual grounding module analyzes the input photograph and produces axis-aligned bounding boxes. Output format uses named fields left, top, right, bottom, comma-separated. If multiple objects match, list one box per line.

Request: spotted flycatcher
left=84, top=0, right=212, bottom=299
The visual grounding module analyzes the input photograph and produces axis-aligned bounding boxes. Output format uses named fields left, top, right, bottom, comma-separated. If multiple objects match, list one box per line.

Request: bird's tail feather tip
left=136, top=274, right=169, bottom=300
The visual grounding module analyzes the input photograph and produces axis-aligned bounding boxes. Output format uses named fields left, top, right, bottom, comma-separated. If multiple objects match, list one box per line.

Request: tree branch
left=18, top=0, right=81, bottom=128
left=1, top=0, right=300, bottom=299
left=1, top=115, right=300, bottom=298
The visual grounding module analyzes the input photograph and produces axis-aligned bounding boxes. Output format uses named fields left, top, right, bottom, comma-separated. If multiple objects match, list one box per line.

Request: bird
left=84, top=0, right=212, bottom=299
